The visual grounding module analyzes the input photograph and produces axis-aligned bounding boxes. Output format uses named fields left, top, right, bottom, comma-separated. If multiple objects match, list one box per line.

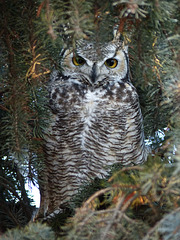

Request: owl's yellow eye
left=105, top=58, right=118, bottom=68
left=72, top=56, right=86, bottom=66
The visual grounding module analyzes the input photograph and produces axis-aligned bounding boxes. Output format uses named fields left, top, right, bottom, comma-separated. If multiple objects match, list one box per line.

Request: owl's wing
left=119, top=82, right=148, bottom=165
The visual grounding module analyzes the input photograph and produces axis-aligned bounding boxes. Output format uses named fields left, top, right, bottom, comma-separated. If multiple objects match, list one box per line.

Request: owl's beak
left=91, top=63, right=97, bottom=83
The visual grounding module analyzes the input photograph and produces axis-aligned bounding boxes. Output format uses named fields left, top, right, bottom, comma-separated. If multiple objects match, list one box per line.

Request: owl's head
left=61, top=39, right=129, bottom=86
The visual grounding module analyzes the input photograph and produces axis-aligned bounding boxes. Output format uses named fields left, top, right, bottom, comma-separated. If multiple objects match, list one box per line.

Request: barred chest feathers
left=37, top=39, right=148, bottom=219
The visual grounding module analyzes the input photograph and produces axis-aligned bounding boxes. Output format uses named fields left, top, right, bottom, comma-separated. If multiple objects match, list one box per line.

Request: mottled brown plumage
left=37, top=39, right=148, bottom=219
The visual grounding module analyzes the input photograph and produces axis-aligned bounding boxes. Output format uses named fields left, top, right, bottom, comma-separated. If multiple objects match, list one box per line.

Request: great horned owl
left=37, top=38, right=148, bottom=218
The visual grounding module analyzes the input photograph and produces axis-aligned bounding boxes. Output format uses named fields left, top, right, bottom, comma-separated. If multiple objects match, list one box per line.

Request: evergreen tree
left=0, top=0, right=49, bottom=232
left=0, top=0, right=179, bottom=239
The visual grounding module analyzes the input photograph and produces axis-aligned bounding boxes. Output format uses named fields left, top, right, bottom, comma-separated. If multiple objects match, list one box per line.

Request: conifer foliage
left=0, top=0, right=50, bottom=232
left=0, top=0, right=179, bottom=239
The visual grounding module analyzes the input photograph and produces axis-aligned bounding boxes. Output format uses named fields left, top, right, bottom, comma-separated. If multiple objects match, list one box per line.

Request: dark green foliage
left=126, top=1, right=179, bottom=137
left=71, top=177, right=110, bottom=209
left=0, top=0, right=50, bottom=232
left=0, top=222, right=55, bottom=240
left=0, top=157, right=35, bottom=232
left=0, top=0, right=180, bottom=239
left=0, top=0, right=49, bottom=167
left=62, top=155, right=180, bottom=240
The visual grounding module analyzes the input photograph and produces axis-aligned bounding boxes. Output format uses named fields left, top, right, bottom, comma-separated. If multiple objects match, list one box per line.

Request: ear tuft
left=113, top=25, right=123, bottom=42
left=112, top=25, right=128, bottom=51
